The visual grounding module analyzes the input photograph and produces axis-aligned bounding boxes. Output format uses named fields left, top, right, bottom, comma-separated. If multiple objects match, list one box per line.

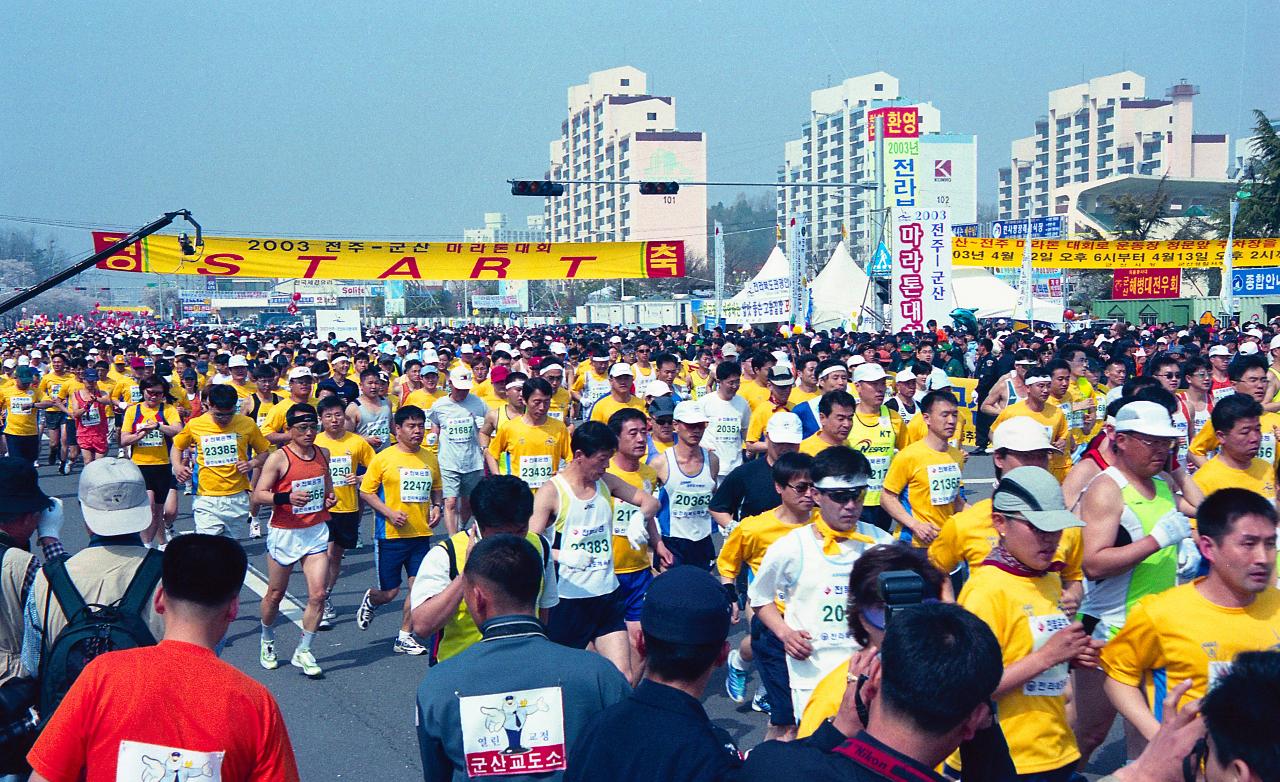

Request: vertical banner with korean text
left=892, top=208, right=953, bottom=332
left=868, top=107, right=921, bottom=210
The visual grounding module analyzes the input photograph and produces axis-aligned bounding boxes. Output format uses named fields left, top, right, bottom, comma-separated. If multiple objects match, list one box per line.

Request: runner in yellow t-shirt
left=1191, top=394, right=1278, bottom=503
left=314, top=394, right=376, bottom=629
left=486, top=377, right=571, bottom=491
left=120, top=377, right=184, bottom=546
left=744, top=367, right=795, bottom=455
left=991, top=366, right=1071, bottom=481
left=881, top=389, right=966, bottom=547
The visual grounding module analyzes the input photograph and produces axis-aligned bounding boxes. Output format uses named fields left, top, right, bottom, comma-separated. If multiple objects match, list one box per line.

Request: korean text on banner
left=1232, top=267, right=1280, bottom=296
left=91, top=232, right=686, bottom=281
left=892, top=208, right=953, bottom=332
left=1112, top=268, right=1182, bottom=300
left=953, top=237, right=1280, bottom=270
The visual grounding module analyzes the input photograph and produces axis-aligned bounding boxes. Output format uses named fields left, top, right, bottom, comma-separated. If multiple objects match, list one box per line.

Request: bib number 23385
left=201, top=433, right=239, bottom=467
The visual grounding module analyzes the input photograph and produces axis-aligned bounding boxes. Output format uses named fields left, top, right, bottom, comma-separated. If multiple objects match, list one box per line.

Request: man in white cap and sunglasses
left=1072, top=399, right=1195, bottom=765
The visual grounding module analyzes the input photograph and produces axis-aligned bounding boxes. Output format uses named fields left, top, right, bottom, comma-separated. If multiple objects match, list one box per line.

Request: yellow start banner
left=953, top=237, right=1280, bottom=270
left=91, top=232, right=686, bottom=281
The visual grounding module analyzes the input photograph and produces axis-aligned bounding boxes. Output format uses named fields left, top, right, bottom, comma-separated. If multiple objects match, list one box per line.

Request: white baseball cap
left=673, top=400, right=709, bottom=425
left=228, top=355, right=249, bottom=368
left=609, top=363, right=634, bottom=379
left=765, top=411, right=804, bottom=444
left=1209, top=345, right=1232, bottom=357
left=847, top=355, right=866, bottom=367
left=721, top=344, right=739, bottom=358
left=550, top=342, right=567, bottom=355
left=449, top=367, right=474, bottom=389
left=894, top=368, right=916, bottom=383
left=644, top=380, right=672, bottom=398
left=1240, top=342, right=1260, bottom=356
left=287, top=367, right=314, bottom=381
left=852, top=363, right=888, bottom=383
left=1269, top=335, right=1280, bottom=351
left=78, top=458, right=152, bottom=536
left=460, top=344, right=475, bottom=354
left=1113, top=400, right=1182, bottom=438
left=315, top=350, right=330, bottom=361
left=992, top=417, right=1059, bottom=453
left=519, top=340, right=534, bottom=350
left=609, top=335, right=623, bottom=344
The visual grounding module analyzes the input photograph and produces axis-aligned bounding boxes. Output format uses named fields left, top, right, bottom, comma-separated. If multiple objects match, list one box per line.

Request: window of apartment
left=1121, top=82, right=1130, bottom=90
left=646, top=112, right=657, bottom=120
left=621, top=78, right=630, bottom=86
left=874, top=83, right=883, bottom=91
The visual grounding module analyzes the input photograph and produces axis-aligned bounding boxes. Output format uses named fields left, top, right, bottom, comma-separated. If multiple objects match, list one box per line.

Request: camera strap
left=829, top=732, right=944, bottom=782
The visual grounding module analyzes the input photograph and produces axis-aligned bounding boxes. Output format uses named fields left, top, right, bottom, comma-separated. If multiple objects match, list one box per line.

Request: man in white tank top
left=529, top=421, right=660, bottom=681
left=654, top=401, right=720, bottom=571
left=748, top=446, right=892, bottom=722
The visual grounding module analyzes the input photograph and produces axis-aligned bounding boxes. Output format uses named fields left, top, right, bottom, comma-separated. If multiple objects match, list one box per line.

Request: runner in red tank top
left=251, top=404, right=335, bottom=677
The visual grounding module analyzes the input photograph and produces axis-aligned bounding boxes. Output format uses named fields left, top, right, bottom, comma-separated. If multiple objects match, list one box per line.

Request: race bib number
left=1024, top=613, right=1071, bottom=696
left=139, top=428, right=164, bottom=448
left=81, top=404, right=101, bottom=427
left=518, top=455, right=553, bottom=489
left=1261, top=432, right=1276, bottom=464
left=547, top=409, right=564, bottom=422
left=612, top=499, right=640, bottom=538
left=329, top=454, right=353, bottom=483
left=292, top=475, right=325, bottom=515
left=926, top=461, right=962, bottom=506
left=445, top=417, right=475, bottom=443
left=367, top=423, right=390, bottom=443
left=566, top=522, right=611, bottom=569
left=400, top=468, right=432, bottom=503
left=670, top=490, right=711, bottom=518
left=818, top=598, right=853, bottom=646
left=712, top=416, right=740, bottom=444
left=49, top=383, right=61, bottom=399
left=200, top=432, right=239, bottom=467
left=867, top=455, right=890, bottom=491
left=117, top=739, right=224, bottom=782
left=9, top=396, right=31, bottom=416
left=1212, top=386, right=1235, bottom=403
left=459, top=686, right=566, bottom=778
left=129, top=386, right=143, bottom=403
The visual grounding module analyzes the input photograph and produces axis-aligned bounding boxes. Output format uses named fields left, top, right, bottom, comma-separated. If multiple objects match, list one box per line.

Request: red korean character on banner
left=645, top=242, right=686, bottom=278
left=92, top=231, right=143, bottom=273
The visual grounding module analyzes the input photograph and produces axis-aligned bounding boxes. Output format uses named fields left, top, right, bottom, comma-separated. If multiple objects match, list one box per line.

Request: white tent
left=951, top=267, right=1064, bottom=323
left=718, top=245, right=793, bottom=323
left=807, top=241, right=875, bottom=330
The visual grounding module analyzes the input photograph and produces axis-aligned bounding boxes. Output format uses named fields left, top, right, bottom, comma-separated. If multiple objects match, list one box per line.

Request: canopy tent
left=718, top=245, right=793, bottom=324
left=806, top=241, right=875, bottom=331
left=951, top=267, right=1064, bottom=323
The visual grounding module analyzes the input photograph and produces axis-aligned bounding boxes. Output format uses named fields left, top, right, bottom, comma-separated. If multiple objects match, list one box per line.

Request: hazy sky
left=3, top=0, right=1277, bottom=262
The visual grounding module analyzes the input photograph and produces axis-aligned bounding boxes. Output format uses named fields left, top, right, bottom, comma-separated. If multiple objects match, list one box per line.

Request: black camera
left=877, top=569, right=926, bottom=626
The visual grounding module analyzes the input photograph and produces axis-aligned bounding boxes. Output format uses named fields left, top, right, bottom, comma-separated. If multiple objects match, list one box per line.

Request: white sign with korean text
left=891, top=208, right=953, bottom=332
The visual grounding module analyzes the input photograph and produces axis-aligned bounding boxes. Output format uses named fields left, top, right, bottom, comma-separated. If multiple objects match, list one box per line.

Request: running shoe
left=355, top=589, right=375, bottom=630
left=291, top=648, right=322, bottom=677
left=319, top=598, right=336, bottom=630
left=260, top=639, right=279, bottom=670
left=58, top=460, right=69, bottom=476
left=751, top=688, right=771, bottom=714
left=249, top=518, right=262, bottom=539
left=725, top=649, right=749, bottom=704
left=394, top=635, right=428, bottom=655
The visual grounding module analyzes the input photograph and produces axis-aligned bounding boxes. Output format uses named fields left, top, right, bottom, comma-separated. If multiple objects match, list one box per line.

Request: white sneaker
left=249, top=518, right=262, bottom=539
left=394, top=635, right=428, bottom=655
left=291, top=648, right=322, bottom=677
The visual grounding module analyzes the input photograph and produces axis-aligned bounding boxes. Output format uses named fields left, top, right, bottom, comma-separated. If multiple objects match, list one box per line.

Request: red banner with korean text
left=1111, top=268, right=1181, bottom=300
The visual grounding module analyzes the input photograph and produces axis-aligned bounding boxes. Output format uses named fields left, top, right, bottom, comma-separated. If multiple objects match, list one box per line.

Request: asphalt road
left=40, top=450, right=1123, bottom=780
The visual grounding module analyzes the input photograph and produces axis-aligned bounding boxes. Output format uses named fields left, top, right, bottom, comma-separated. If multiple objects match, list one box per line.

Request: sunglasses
left=816, top=486, right=866, bottom=504
left=786, top=481, right=816, bottom=494
left=291, top=423, right=317, bottom=432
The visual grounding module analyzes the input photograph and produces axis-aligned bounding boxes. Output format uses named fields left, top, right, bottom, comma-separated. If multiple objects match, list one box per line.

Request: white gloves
left=1150, top=510, right=1193, bottom=549
left=1177, top=538, right=1202, bottom=581
left=557, top=549, right=592, bottom=570
left=625, top=514, right=650, bottom=549
left=37, top=497, right=64, bottom=540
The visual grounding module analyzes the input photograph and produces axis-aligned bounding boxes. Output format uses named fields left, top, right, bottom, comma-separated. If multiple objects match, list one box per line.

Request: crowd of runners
left=7, top=313, right=1280, bottom=781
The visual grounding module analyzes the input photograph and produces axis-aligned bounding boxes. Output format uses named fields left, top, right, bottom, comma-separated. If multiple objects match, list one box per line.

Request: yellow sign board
left=92, top=232, right=686, bottom=281
left=1199, top=310, right=1217, bottom=326
left=953, top=237, right=1280, bottom=270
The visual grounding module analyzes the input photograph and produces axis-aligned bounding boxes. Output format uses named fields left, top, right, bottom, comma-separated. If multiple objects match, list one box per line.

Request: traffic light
left=510, top=180, right=565, bottom=197
left=638, top=181, right=680, bottom=195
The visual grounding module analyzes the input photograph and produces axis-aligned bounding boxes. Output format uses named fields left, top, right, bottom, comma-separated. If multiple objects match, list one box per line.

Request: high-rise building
left=777, top=72, right=977, bottom=267
left=544, top=67, right=707, bottom=257
left=463, top=213, right=547, bottom=243
left=998, top=72, right=1231, bottom=222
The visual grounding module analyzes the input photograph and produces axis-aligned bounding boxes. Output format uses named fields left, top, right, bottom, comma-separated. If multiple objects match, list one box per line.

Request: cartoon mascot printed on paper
left=480, top=694, right=550, bottom=754
left=138, top=750, right=214, bottom=782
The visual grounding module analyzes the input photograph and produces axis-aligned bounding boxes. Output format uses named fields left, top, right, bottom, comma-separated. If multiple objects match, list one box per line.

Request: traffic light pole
left=0, top=209, right=202, bottom=319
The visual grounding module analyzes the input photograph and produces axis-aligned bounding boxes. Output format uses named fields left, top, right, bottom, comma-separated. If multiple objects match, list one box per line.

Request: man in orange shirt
left=28, top=534, right=299, bottom=782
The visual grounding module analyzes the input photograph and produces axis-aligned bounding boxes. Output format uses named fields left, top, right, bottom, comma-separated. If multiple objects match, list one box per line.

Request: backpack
left=36, top=549, right=163, bottom=725
left=443, top=532, right=551, bottom=580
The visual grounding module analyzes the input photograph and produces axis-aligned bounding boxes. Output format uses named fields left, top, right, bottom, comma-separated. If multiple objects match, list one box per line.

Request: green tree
left=706, top=191, right=777, bottom=286
left=1212, top=110, right=1280, bottom=238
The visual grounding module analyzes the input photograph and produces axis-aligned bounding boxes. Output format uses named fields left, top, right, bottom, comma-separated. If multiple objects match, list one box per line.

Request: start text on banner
left=92, top=232, right=685, bottom=281
left=953, top=237, right=1280, bottom=270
